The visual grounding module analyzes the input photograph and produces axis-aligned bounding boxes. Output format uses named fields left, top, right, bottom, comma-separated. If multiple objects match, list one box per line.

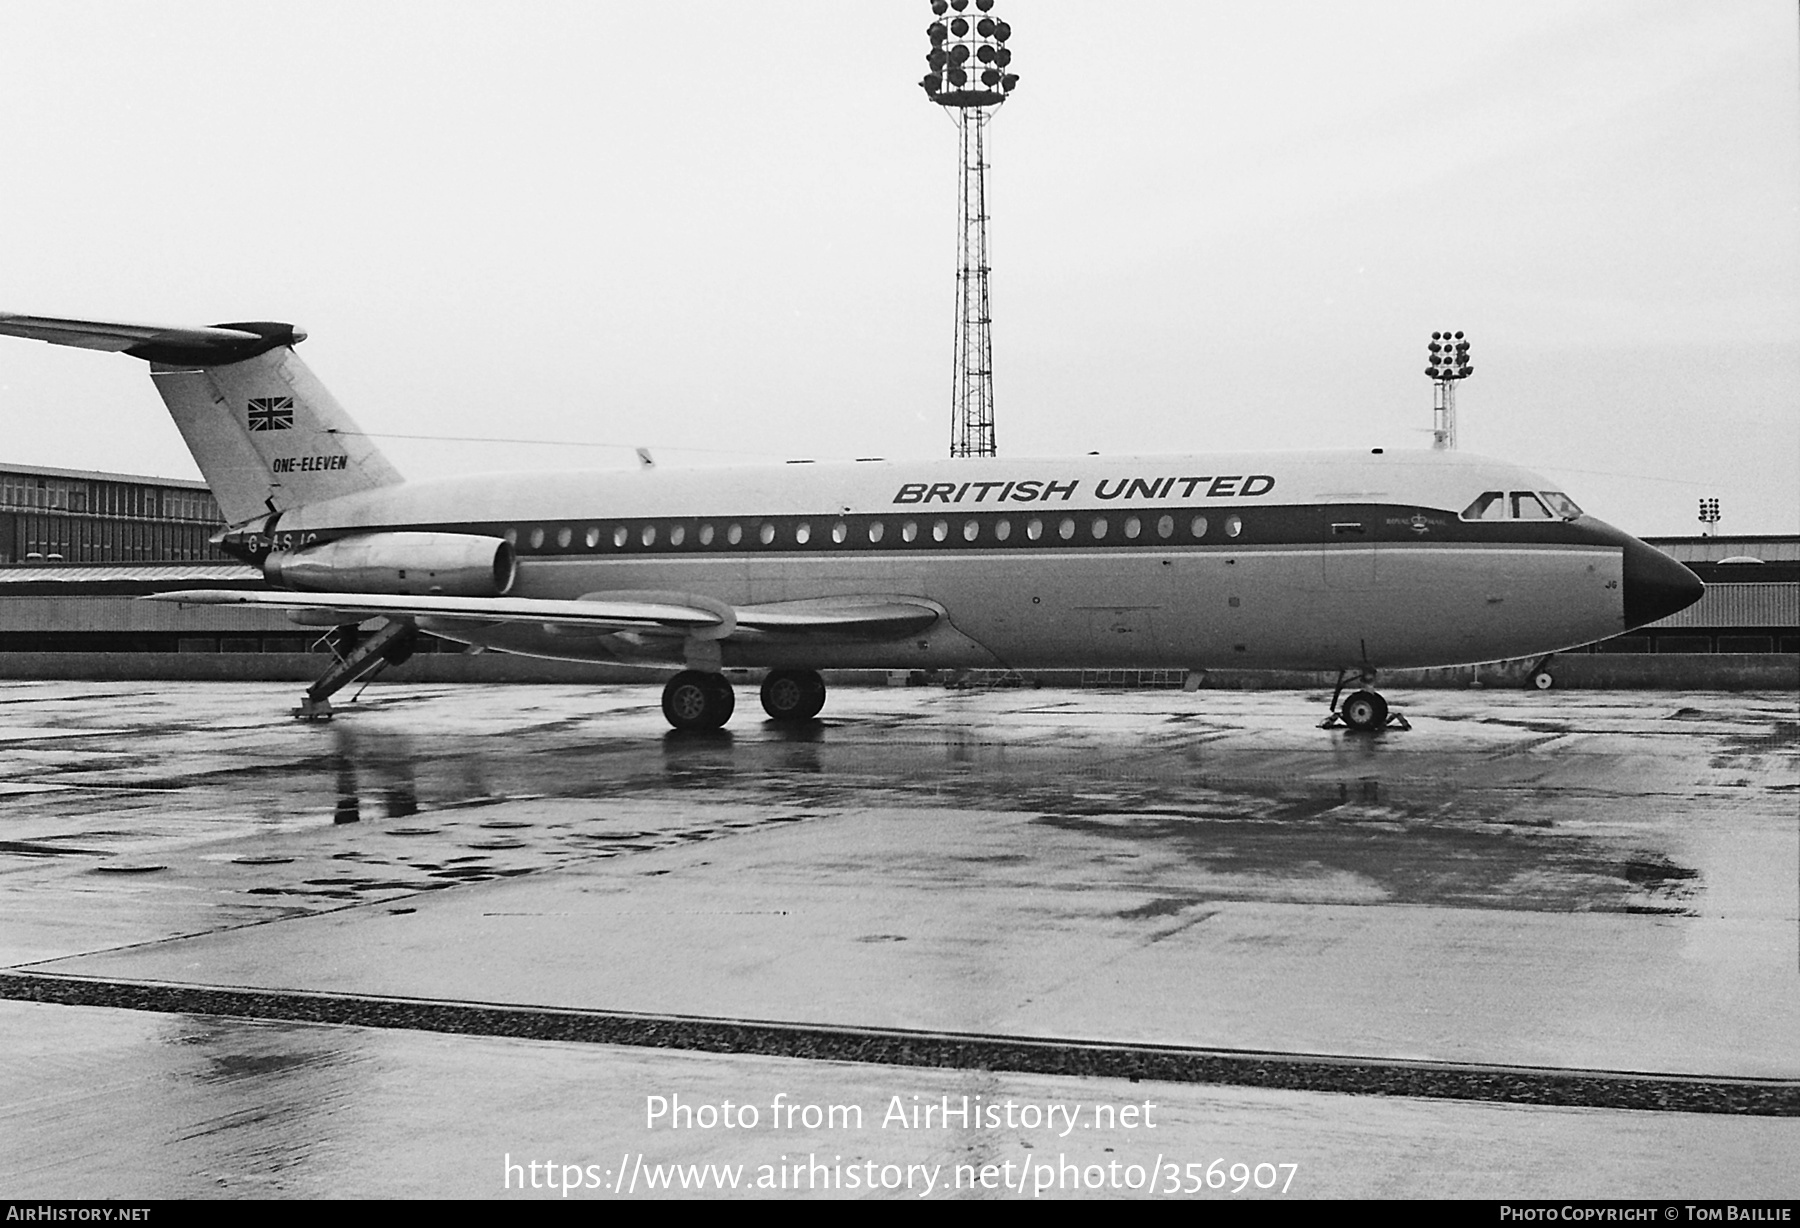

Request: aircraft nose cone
left=1622, top=538, right=1705, bottom=628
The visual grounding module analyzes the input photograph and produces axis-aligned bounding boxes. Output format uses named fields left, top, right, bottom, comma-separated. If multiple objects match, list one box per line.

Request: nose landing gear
left=1319, top=668, right=1411, bottom=732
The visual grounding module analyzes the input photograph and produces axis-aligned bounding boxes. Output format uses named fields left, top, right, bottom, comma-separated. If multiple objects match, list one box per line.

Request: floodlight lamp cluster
left=1697, top=497, right=1721, bottom=524
left=921, top=0, right=1018, bottom=109
left=1426, top=330, right=1473, bottom=381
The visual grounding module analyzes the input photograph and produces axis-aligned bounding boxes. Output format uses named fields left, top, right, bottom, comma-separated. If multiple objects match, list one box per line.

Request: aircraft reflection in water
left=0, top=313, right=1703, bottom=730
left=330, top=727, right=421, bottom=824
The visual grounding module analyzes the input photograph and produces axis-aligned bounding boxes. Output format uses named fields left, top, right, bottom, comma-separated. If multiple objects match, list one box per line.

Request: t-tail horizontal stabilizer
left=0, top=312, right=403, bottom=526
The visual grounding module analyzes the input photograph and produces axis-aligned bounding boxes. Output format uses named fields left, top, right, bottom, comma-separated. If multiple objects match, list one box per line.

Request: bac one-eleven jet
left=0, top=314, right=1703, bottom=731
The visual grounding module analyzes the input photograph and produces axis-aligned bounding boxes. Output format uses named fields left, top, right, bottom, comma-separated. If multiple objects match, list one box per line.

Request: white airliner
left=0, top=314, right=1703, bottom=731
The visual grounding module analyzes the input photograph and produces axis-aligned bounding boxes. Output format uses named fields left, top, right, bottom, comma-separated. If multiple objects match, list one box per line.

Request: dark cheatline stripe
left=226, top=505, right=1622, bottom=563
left=3, top=973, right=1792, bottom=1115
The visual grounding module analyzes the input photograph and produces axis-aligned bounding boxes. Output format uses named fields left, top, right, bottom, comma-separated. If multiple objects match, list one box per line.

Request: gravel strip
left=4, top=971, right=1793, bottom=1116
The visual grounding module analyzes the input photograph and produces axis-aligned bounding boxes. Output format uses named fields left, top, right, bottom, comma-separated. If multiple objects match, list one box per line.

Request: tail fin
left=0, top=314, right=403, bottom=526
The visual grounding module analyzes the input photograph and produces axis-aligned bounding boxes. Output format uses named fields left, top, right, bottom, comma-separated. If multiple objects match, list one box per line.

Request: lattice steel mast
left=920, top=0, right=1018, bottom=458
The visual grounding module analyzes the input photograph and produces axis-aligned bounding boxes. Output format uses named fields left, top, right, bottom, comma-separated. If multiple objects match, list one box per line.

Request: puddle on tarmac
left=5, top=690, right=1782, bottom=924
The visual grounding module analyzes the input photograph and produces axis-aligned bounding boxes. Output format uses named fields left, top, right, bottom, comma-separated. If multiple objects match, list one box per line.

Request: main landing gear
left=659, top=669, right=830, bottom=730
left=1318, top=668, right=1411, bottom=733
left=661, top=670, right=736, bottom=731
left=759, top=669, right=827, bottom=723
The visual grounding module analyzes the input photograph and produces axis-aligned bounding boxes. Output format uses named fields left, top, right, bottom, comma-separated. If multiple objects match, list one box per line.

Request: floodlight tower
left=1425, top=330, right=1473, bottom=450
left=920, top=0, right=1019, bottom=458
left=1698, top=497, right=1722, bottom=536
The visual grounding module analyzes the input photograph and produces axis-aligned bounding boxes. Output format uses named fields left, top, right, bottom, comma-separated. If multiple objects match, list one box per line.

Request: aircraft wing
left=0, top=313, right=267, bottom=354
left=146, top=589, right=730, bottom=633
left=144, top=590, right=943, bottom=641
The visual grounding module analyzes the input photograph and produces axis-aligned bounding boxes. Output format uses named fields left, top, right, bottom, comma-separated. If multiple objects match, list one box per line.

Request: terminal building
left=1, top=464, right=225, bottom=566
left=0, top=460, right=1794, bottom=674
left=1608, top=537, right=1799, bottom=656
left=0, top=463, right=282, bottom=656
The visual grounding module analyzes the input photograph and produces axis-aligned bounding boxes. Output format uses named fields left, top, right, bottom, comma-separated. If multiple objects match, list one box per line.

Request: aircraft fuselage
left=225, top=448, right=1692, bottom=674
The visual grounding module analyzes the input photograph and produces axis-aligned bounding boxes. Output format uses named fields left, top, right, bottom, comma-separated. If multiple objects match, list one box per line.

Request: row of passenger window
left=505, top=513, right=1247, bottom=552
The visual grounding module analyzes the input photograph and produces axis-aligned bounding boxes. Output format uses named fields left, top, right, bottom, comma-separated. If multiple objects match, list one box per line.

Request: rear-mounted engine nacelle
left=264, top=532, right=516, bottom=597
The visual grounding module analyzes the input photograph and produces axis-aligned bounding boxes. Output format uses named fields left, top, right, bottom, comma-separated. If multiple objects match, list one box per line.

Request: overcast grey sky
left=1, top=1, right=1794, bottom=535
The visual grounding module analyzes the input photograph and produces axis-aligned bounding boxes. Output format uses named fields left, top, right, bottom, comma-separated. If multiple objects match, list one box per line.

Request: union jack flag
left=247, top=396, right=294, bottom=431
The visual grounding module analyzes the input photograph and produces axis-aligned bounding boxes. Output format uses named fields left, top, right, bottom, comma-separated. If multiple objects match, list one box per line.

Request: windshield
left=1462, top=489, right=1583, bottom=521
left=1540, top=491, right=1583, bottom=519
left=1511, top=492, right=1552, bottom=520
left=1460, top=491, right=1506, bottom=521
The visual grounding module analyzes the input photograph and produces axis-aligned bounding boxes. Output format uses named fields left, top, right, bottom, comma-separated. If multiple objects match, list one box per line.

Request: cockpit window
left=1540, top=491, right=1582, bottom=519
left=1511, top=492, right=1552, bottom=520
left=1460, top=491, right=1506, bottom=521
